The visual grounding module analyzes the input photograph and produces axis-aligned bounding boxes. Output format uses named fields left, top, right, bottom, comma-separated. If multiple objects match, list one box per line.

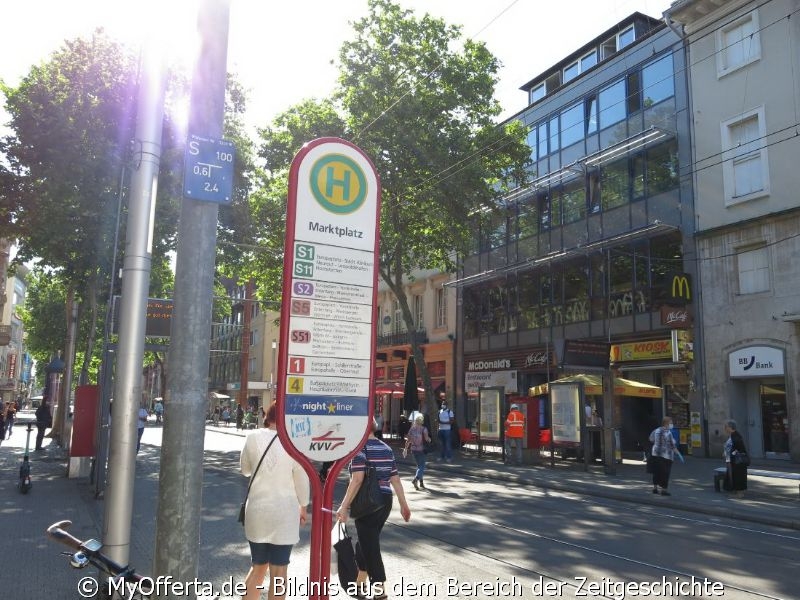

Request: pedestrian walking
left=403, top=414, right=431, bottom=489
left=437, top=401, right=455, bottom=462
left=649, top=417, right=679, bottom=496
left=153, top=400, right=164, bottom=424
left=5, top=402, right=16, bottom=438
left=723, top=419, right=748, bottom=499
left=136, top=406, right=149, bottom=453
left=222, top=406, right=231, bottom=427
left=504, top=403, right=525, bottom=465
left=239, top=401, right=309, bottom=600
left=35, top=401, right=52, bottom=451
left=336, top=420, right=411, bottom=599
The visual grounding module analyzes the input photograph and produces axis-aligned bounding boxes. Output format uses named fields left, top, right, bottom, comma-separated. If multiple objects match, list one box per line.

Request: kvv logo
left=309, top=154, right=367, bottom=214
left=309, top=430, right=347, bottom=452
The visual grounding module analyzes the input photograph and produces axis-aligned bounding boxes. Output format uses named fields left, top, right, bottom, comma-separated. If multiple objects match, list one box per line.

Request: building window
left=538, top=192, right=551, bottom=230
left=618, top=26, right=635, bottom=50
left=413, top=294, right=424, bottom=329
left=717, top=11, right=760, bottom=77
left=526, top=126, right=537, bottom=162
left=518, top=199, right=539, bottom=239
left=586, top=96, right=598, bottom=135
left=538, top=122, right=548, bottom=157
left=560, top=102, right=584, bottom=147
left=646, top=140, right=679, bottom=195
left=642, top=53, right=674, bottom=107
left=530, top=83, right=546, bottom=104
left=599, top=79, right=626, bottom=129
left=561, top=178, right=586, bottom=224
left=549, top=116, right=560, bottom=153
left=737, top=245, right=770, bottom=294
left=393, top=299, right=404, bottom=333
left=436, top=287, right=447, bottom=328
left=601, top=25, right=635, bottom=59
left=248, top=357, right=257, bottom=375
left=563, top=61, right=580, bottom=84
left=580, top=50, right=598, bottom=72
left=721, top=106, right=769, bottom=205
left=600, top=158, right=629, bottom=210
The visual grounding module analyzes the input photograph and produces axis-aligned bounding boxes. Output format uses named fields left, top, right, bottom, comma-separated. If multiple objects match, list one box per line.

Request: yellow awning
left=529, top=374, right=662, bottom=398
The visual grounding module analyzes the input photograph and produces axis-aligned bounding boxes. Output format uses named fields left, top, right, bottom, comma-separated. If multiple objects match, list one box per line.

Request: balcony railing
left=377, top=329, right=428, bottom=348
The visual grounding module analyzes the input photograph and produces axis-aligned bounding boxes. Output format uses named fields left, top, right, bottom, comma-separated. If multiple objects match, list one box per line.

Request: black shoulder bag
left=349, top=447, right=385, bottom=520
left=239, top=434, right=278, bottom=526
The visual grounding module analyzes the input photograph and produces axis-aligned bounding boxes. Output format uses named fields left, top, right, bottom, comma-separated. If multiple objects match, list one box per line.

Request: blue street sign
left=183, top=134, right=235, bottom=203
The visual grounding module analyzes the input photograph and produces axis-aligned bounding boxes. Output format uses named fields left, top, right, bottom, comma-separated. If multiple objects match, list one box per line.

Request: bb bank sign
left=729, top=346, right=784, bottom=378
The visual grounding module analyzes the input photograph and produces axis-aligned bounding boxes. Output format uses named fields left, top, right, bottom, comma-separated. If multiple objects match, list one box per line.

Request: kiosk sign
left=278, top=139, right=380, bottom=462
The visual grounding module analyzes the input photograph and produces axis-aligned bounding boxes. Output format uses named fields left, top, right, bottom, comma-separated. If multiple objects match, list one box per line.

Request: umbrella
left=374, top=382, right=404, bottom=396
left=528, top=373, right=662, bottom=398
left=403, top=356, right=420, bottom=413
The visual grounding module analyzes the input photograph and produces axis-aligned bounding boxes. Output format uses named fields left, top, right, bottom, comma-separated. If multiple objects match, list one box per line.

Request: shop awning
left=529, top=374, right=662, bottom=398
left=209, top=392, right=230, bottom=400
left=375, top=382, right=425, bottom=397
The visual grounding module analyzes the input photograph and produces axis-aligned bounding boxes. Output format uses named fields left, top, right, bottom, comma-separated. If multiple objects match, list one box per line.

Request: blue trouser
left=412, top=450, right=426, bottom=480
left=438, top=429, right=452, bottom=459
left=505, top=436, right=522, bottom=464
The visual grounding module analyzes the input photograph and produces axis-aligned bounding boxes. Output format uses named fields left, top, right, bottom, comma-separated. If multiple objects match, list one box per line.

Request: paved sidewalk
left=209, top=423, right=800, bottom=531
left=1, top=418, right=796, bottom=598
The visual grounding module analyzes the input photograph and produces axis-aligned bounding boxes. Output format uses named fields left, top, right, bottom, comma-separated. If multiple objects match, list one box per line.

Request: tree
left=2, top=30, right=258, bottom=418
left=256, top=0, right=530, bottom=416
left=18, top=269, right=69, bottom=387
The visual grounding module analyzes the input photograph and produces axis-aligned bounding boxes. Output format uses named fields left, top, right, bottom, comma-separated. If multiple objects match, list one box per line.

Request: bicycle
left=46, top=520, right=151, bottom=599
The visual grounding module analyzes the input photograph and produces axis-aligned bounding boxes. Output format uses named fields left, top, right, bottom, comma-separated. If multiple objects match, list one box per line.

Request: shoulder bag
left=732, top=451, right=750, bottom=467
left=349, top=447, right=385, bottom=520
left=238, top=434, right=278, bottom=526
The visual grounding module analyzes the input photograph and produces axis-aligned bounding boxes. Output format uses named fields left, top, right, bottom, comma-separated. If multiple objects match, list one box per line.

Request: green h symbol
left=325, top=166, right=351, bottom=200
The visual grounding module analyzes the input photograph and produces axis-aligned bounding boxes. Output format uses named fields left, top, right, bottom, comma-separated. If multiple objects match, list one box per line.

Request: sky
left=2, top=0, right=672, bottom=133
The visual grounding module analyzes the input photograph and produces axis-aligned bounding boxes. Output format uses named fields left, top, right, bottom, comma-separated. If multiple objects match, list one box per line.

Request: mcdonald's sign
left=666, top=272, right=691, bottom=305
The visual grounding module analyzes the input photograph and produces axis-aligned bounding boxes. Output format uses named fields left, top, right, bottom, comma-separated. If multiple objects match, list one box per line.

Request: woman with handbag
left=336, top=419, right=411, bottom=599
left=239, top=402, right=309, bottom=600
left=403, top=414, right=431, bottom=489
left=724, top=419, right=748, bottom=498
left=648, top=417, right=678, bottom=496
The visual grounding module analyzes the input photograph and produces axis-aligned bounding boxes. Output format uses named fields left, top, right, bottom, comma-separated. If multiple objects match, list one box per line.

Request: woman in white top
left=239, top=402, right=309, bottom=600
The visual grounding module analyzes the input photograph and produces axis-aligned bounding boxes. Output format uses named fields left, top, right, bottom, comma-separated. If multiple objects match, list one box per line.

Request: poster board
left=478, top=386, right=503, bottom=441
left=550, top=382, right=584, bottom=445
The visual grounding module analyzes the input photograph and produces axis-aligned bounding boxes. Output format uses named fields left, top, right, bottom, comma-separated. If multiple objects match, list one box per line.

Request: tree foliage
left=1, top=29, right=257, bottom=388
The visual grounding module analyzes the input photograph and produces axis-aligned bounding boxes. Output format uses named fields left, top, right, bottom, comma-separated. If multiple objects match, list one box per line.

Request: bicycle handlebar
left=47, top=520, right=136, bottom=581
left=46, top=520, right=83, bottom=551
